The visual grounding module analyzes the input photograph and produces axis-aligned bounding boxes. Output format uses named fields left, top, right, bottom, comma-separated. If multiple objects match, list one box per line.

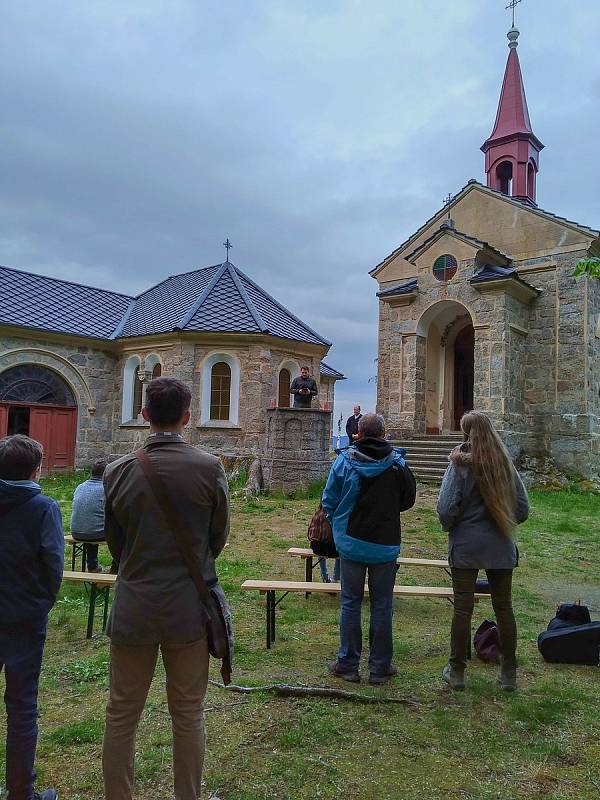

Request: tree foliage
left=572, top=257, right=600, bottom=279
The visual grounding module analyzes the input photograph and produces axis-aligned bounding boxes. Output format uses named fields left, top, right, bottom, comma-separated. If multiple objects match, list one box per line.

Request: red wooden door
left=0, top=405, right=8, bottom=437
left=29, top=406, right=77, bottom=472
left=50, top=408, right=77, bottom=470
left=29, top=407, right=53, bottom=473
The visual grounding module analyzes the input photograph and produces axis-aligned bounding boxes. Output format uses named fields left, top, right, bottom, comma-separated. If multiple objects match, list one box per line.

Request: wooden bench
left=242, top=579, right=487, bottom=649
left=64, top=534, right=106, bottom=572
left=62, top=570, right=117, bottom=639
left=287, top=548, right=450, bottom=594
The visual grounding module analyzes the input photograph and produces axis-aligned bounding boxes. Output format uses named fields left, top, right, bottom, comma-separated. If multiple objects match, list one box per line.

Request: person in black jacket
left=0, top=435, right=63, bottom=800
left=345, top=405, right=362, bottom=445
left=290, top=366, right=318, bottom=409
left=322, top=414, right=417, bottom=685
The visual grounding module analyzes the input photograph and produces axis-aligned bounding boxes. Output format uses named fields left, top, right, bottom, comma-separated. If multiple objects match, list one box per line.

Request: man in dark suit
left=345, top=405, right=362, bottom=446
left=102, top=377, right=229, bottom=800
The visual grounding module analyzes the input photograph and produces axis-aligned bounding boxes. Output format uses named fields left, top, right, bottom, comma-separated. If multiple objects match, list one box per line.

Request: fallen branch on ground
left=208, top=679, right=421, bottom=707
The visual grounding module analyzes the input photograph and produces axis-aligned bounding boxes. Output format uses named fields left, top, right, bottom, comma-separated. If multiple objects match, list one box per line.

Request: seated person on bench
left=71, top=459, right=113, bottom=573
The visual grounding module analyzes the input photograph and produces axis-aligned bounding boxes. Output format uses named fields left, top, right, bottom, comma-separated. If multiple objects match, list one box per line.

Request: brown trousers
left=102, top=638, right=209, bottom=800
left=450, top=568, right=517, bottom=671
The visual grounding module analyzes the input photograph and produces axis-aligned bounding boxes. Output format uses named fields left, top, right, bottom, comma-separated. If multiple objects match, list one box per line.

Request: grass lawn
left=1, top=476, right=600, bottom=800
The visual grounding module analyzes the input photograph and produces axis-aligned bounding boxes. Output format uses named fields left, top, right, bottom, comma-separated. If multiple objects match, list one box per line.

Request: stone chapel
left=372, top=26, right=600, bottom=479
left=0, top=258, right=342, bottom=476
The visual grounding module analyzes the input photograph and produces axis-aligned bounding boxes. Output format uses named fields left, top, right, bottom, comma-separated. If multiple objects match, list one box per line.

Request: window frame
left=200, top=352, right=240, bottom=427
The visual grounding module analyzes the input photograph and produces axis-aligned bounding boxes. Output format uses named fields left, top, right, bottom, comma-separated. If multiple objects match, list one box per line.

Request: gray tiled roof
left=377, top=278, right=418, bottom=298
left=320, top=361, right=345, bottom=379
left=0, top=261, right=330, bottom=346
left=0, top=264, right=133, bottom=339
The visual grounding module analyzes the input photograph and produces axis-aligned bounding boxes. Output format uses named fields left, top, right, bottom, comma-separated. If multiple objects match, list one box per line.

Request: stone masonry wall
left=261, top=408, right=332, bottom=492
left=109, top=340, right=329, bottom=461
left=376, top=249, right=600, bottom=477
left=0, top=332, right=118, bottom=466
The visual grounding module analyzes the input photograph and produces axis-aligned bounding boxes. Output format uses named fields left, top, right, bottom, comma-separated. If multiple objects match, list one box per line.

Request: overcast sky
left=1, top=0, right=599, bottom=427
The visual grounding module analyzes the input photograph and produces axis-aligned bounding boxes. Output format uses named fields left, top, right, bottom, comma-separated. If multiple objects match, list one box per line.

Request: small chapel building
left=372, top=26, right=600, bottom=478
left=0, top=259, right=343, bottom=471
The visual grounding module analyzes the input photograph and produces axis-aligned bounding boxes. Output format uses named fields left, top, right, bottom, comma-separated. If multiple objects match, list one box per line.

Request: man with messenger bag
left=102, top=377, right=230, bottom=800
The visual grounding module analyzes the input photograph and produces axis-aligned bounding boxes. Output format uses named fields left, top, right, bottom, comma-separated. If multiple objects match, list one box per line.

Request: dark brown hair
left=144, top=377, right=191, bottom=427
left=453, top=411, right=517, bottom=537
left=0, top=434, right=44, bottom=480
left=91, top=459, right=108, bottom=479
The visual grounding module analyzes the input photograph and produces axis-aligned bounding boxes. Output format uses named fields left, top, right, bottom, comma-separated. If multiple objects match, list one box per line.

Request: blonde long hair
left=452, top=411, right=517, bottom=537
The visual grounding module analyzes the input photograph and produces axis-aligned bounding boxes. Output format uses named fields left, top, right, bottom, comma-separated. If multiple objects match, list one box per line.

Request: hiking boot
left=34, top=790, right=58, bottom=800
left=369, top=665, right=398, bottom=685
left=87, top=566, right=102, bottom=573
left=328, top=660, right=360, bottom=683
left=442, top=663, right=465, bottom=691
left=497, top=666, right=517, bottom=692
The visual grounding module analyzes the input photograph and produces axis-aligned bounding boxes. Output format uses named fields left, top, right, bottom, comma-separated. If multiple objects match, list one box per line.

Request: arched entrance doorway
left=0, top=364, right=78, bottom=472
left=417, top=301, right=475, bottom=434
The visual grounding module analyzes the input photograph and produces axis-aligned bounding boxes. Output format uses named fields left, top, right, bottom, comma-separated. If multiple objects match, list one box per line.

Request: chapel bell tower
left=481, top=26, right=544, bottom=207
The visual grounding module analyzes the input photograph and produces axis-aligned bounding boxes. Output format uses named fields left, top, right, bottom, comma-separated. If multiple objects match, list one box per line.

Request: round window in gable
left=433, top=254, right=458, bottom=282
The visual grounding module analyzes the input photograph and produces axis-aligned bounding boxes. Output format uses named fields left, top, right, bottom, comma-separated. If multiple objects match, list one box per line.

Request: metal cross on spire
left=444, top=192, right=453, bottom=219
left=506, top=0, right=522, bottom=27
left=223, top=238, right=232, bottom=261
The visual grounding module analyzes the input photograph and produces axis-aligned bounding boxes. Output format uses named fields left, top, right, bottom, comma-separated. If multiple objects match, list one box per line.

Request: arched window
left=0, top=364, right=76, bottom=406
left=527, top=161, right=536, bottom=202
left=200, top=352, right=240, bottom=426
left=210, top=362, right=231, bottom=420
left=145, top=353, right=162, bottom=380
left=278, top=368, right=291, bottom=407
left=432, top=254, right=458, bottom=282
left=122, top=356, right=141, bottom=423
left=496, top=160, right=513, bottom=196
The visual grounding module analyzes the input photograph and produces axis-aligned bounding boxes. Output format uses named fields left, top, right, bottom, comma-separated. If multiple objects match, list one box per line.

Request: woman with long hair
left=437, top=410, right=529, bottom=691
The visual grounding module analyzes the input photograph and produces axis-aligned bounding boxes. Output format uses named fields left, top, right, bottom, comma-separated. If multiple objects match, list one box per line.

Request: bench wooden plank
left=64, top=534, right=105, bottom=545
left=62, top=570, right=116, bottom=637
left=242, top=578, right=487, bottom=648
left=62, top=570, right=116, bottom=586
left=287, top=547, right=449, bottom=568
left=242, top=579, right=480, bottom=598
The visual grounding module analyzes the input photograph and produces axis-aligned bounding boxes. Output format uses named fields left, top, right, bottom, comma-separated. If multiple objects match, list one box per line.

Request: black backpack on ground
left=537, top=602, right=600, bottom=666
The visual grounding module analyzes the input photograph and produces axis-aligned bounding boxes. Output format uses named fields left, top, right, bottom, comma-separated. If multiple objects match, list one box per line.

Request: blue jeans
left=0, top=620, right=47, bottom=800
left=319, top=558, right=340, bottom=582
left=338, top=558, right=397, bottom=675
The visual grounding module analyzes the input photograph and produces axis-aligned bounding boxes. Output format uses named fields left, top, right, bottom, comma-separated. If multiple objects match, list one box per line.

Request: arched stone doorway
left=417, top=301, right=475, bottom=434
left=0, top=364, right=78, bottom=472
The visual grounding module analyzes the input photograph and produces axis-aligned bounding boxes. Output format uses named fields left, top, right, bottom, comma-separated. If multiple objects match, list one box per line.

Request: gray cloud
left=1, top=0, right=599, bottom=424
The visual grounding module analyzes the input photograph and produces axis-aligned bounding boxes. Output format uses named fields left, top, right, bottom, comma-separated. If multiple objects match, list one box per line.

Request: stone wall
left=1, top=331, right=338, bottom=474
left=261, top=408, right=332, bottom=492
left=0, top=332, right=117, bottom=466
left=375, top=249, right=600, bottom=478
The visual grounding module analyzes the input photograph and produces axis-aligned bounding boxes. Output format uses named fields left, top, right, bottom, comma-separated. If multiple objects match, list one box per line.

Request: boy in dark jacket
left=0, top=435, right=64, bottom=800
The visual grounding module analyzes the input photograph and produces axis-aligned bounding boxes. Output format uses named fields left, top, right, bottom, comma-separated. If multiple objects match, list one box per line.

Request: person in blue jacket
left=322, top=413, right=416, bottom=684
left=0, top=434, right=64, bottom=800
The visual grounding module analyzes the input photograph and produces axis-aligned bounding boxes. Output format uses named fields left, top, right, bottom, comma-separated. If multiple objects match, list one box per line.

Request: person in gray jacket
left=437, top=410, right=529, bottom=692
left=102, top=377, right=229, bottom=800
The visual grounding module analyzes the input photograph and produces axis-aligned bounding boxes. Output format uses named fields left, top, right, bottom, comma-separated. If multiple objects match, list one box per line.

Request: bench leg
left=305, top=556, right=313, bottom=598
left=87, top=583, right=98, bottom=639
left=266, top=590, right=276, bottom=649
left=102, top=587, right=110, bottom=632
left=71, top=545, right=76, bottom=571
left=82, top=545, right=87, bottom=572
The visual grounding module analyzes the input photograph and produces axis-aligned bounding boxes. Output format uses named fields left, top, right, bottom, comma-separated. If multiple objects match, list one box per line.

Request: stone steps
left=391, top=435, right=462, bottom=483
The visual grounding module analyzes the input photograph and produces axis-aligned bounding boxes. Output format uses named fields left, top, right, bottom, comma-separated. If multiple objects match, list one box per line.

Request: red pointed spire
left=481, top=27, right=544, bottom=207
